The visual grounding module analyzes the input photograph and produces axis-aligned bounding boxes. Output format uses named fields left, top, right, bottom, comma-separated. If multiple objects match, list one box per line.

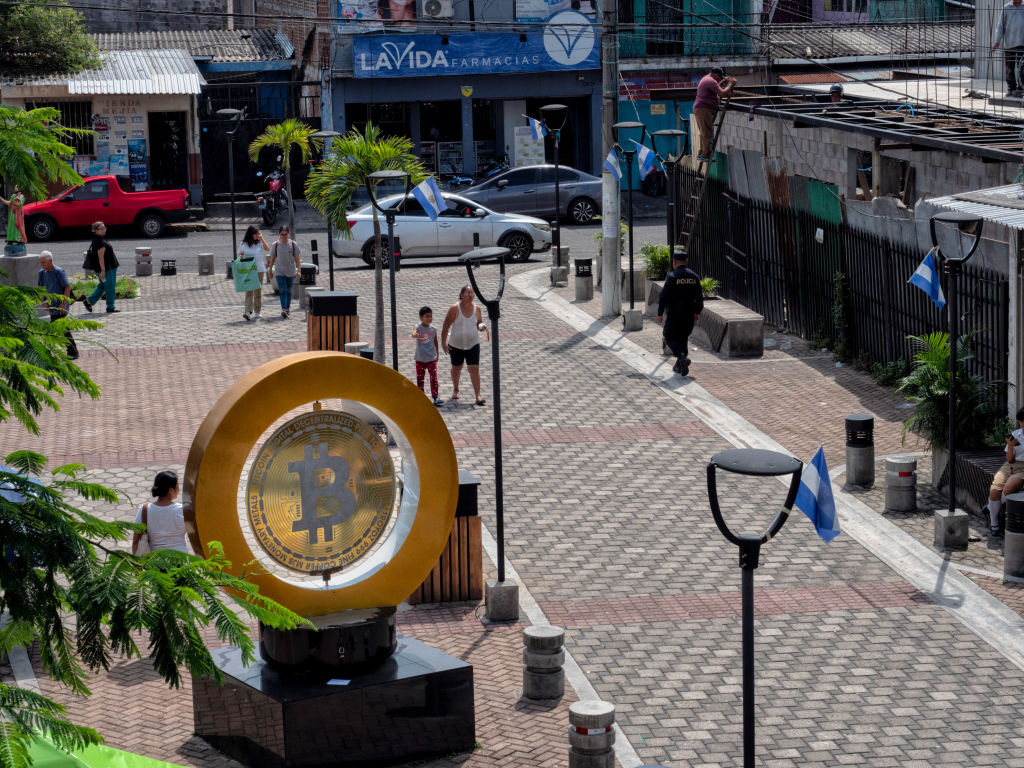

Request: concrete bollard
left=344, top=341, right=369, bottom=356
left=568, top=700, right=615, bottom=768
left=197, top=252, right=214, bottom=275
left=552, top=245, right=570, bottom=268
left=550, top=266, right=569, bottom=286
left=845, top=414, right=875, bottom=487
left=574, top=259, right=593, bottom=302
left=301, top=285, right=325, bottom=310
left=1005, top=493, right=1024, bottom=579
left=134, top=247, right=153, bottom=277
left=884, top=456, right=918, bottom=512
left=523, top=625, right=565, bottom=700
left=225, top=260, right=233, bottom=279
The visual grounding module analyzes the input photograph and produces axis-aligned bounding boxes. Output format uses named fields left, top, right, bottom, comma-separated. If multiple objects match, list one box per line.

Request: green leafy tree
left=305, top=123, right=426, bottom=364
left=0, top=285, right=309, bottom=768
left=0, top=106, right=88, bottom=202
left=248, top=118, right=321, bottom=237
left=0, top=0, right=100, bottom=79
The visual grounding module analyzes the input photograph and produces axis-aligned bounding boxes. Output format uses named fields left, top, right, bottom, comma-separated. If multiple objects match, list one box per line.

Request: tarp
left=29, top=737, right=186, bottom=768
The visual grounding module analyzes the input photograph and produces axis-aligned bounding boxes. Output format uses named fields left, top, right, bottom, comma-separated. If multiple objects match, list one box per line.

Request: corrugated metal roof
left=93, top=29, right=293, bottom=63
left=928, top=185, right=1024, bottom=230
left=3, top=49, right=205, bottom=94
left=768, top=22, right=973, bottom=61
left=779, top=72, right=846, bottom=84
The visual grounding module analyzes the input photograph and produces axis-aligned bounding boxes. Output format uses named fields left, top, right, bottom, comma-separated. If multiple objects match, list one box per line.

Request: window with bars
left=824, top=0, right=867, bottom=12
left=25, top=100, right=94, bottom=156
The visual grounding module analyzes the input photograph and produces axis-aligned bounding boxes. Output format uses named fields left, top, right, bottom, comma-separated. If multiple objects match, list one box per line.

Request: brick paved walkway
left=4, top=253, right=1024, bottom=768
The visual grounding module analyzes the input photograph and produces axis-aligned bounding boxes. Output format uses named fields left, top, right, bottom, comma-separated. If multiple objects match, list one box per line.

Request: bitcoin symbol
left=288, top=442, right=357, bottom=544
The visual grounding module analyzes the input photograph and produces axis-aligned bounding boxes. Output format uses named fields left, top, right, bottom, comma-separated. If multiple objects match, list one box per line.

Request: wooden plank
left=466, top=516, right=483, bottom=600
left=452, top=517, right=465, bottom=600
left=440, top=525, right=451, bottom=602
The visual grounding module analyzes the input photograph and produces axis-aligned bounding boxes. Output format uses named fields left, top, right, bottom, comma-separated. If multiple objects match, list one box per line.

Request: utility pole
left=600, top=0, right=621, bottom=316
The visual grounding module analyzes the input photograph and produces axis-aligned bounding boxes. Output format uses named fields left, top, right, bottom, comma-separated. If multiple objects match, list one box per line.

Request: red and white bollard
left=569, top=700, right=615, bottom=768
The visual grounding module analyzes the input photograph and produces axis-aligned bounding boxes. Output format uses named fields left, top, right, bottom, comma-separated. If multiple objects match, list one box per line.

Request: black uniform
left=657, top=261, right=704, bottom=374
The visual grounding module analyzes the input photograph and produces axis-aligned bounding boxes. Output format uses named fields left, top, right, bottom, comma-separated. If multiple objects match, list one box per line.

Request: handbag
left=231, top=256, right=261, bottom=293
left=134, top=503, right=152, bottom=555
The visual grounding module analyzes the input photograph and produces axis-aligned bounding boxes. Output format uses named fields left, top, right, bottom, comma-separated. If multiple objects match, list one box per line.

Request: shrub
left=71, top=274, right=138, bottom=300
left=640, top=242, right=671, bottom=280
left=700, top=276, right=720, bottom=297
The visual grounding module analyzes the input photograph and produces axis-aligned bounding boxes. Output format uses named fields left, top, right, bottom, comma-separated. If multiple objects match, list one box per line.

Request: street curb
left=512, top=267, right=1024, bottom=674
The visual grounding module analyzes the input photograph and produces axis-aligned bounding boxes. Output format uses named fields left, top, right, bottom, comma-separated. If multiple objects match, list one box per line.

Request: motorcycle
left=256, top=161, right=288, bottom=226
left=475, top=152, right=510, bottom=184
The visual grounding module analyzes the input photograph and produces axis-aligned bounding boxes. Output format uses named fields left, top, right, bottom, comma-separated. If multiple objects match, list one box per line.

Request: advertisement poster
left=90, top=114, right=110, bottom=132
left=109, top=153, right=129, bottom=175
left=337, top=0, right=421, bottom=32
left=127, top=139, right=148, bottom=188
left=513, top=126, right=545, bottom=166
left=114, top=115, right=127, bottom=125
left=131, top=115, right=144, bottom=124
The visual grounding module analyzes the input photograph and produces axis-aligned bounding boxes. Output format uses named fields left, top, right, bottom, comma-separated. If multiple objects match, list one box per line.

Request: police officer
left=657, top=250, right=703, bottom=376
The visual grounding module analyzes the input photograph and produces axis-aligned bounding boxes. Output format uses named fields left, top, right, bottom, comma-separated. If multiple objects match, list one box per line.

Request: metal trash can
left=884, top=456, right=917, bottom=512
left=845, top=414, right=874, bottom=487
left=299, top=262, right=318, bottom=285
left=1005, top=493, right=1024, bottom=579
left=574, top=258, right=593, bottom=301
left=197, top=253, right=214, bottom=275
left=159, top=259, right=176, bottom=276
left=358, top=346, right=374, bottom=360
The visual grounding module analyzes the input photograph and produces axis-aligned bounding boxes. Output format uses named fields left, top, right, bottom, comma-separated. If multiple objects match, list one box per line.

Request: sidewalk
left=2, top=257, right=1022, bottom=768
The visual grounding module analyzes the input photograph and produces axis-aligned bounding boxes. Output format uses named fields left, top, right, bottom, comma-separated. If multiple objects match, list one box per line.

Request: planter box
left=643, top=279, right=663, bottom=318
left=692, top=297, right=763, bottom=358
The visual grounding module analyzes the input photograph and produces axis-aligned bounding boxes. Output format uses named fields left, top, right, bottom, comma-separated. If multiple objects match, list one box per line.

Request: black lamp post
left=367, top=170, right=412, bottom=371
left=539, top=104, right=569, bottom=257
left=928, top=212, right=984, bottom=518
left=612, top=121, right=647, bottom=310
left=311, top=129, right=341, bottom=291
left=707, top=449, right=803, bottom=768
left=653, top=128, right=686, bottom=260
left=459, top=246, right=510, bottom=583
left=216, top=108, right=245, bottom=257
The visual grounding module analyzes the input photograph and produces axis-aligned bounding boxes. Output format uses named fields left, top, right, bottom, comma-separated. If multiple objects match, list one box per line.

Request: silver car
left=333, top=193, right=552, bottom=266
left=461, top=165, right=601, bottom=224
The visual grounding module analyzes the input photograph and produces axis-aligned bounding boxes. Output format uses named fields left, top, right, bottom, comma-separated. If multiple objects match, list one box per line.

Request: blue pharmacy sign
left=352, top=10, right=598, bottom=78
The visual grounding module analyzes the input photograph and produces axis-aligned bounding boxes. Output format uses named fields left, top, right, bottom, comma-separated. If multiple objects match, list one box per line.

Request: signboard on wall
left=337, top=0, right=417, bottom=32
left=352, top=11, right=597, bottom=78
left=513, top=126, right=544, bottom=167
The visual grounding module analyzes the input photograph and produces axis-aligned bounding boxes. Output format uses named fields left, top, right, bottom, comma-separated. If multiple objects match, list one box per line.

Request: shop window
left=26, top=100, right=94, bottom=156
left=420, top=101, right=461, bottom=142
left=824, top=0, right=866, bottom=11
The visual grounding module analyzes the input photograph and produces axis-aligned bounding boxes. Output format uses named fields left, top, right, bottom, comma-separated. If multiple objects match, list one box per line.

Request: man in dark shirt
left=37, top=251, right=79, bottom=359
left=657, top=251, right=703, bottom=377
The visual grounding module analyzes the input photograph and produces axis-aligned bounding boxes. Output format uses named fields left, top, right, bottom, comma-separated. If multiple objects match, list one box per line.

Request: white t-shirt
left=135, top=501, right=187, bottom=552
left=1012, top=427, right=1024, bottom=462
left=238, top=241, right=267, bottom=272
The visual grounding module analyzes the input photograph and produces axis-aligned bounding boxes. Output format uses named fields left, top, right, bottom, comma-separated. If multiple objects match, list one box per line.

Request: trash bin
left=574, top=258, right=593, bottom=301
left=845, top=414, right=874, bottom=487
left=300, top=262, right=318, bottom=285
left=1005, top=493, right=1024, bottom=579
left=135, top=247, right=153, bottom=277
left=160, top=259, right=176, bottom=276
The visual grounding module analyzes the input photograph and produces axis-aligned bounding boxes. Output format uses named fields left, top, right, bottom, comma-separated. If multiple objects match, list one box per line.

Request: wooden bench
left=692, top=298, right=764, bottom=358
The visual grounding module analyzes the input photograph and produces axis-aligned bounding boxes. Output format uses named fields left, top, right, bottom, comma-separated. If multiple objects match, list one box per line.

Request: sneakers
left=697, top=154, right=713, bottom=163
left=81, top=297, right=93, bottom=312
left=243, top=312, right=251, bottom=322
left=433, top=397, right=444, bottom=406
left=991, top=526, right=1003, bottom=538
left=253, top=312, right=262, bottom=319
left=105, top=308, right=120, bottom=313
left=281, top=310, right=288, bottom=319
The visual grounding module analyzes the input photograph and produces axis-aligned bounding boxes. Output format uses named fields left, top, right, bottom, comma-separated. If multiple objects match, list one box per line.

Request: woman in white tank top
left=441, top=285, right=489, bottom=406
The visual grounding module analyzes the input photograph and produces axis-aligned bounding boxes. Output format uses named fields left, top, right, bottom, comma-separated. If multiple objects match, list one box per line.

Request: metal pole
left=741, top=559, right=755, bottom=768
left=553, top=131, right=561, bottom=256
left=947, top=261, right=959, bottom=515
left=327, top=220, right=335, bottom=291
left=490, top=309, right=504, bottom=583
left=228, top=135, right=237, bottom=256
left=625, top=152, right=635, bottom=309
left=387, top=211, right=398, bottom=371
left=666, top=160, right=676, bottom=258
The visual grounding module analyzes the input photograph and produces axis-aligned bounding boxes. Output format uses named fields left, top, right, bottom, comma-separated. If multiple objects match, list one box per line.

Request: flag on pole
left=411, top=175, right=445, bottom=221
left=632, top=140, right=656, bottom=179
left=526, top=116, right=547, bottom=140
left=908, top=249, right=946, bottom=309
left=603, top=149, right=621, bottom=181
left=794, top=446, right=841, bottom=542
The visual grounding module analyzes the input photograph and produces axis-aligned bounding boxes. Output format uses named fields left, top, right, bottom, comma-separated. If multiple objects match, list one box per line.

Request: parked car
left=23, top=175, right=194, bottom=241
left=461, top=164, right=601, bottom=224
left=334, top=193, right=551, bottom=266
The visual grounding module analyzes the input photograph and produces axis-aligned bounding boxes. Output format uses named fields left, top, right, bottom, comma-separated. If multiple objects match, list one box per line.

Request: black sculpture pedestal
left=193, top=634, right=475, bottom=768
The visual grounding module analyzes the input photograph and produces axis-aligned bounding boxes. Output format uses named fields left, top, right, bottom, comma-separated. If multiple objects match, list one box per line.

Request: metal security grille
left=25, top=100, right=94, bottom=156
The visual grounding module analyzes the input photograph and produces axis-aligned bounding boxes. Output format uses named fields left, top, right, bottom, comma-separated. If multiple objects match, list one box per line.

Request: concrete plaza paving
left=3, top=242, right=1023, bottom=768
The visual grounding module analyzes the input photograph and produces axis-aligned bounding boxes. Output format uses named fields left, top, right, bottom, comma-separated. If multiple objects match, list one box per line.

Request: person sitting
left=987, top=406, right=1024, bottom=537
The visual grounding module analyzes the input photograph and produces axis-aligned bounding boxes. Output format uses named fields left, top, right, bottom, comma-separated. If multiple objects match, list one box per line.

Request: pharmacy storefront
left=329, top=10, right=602, bottom=175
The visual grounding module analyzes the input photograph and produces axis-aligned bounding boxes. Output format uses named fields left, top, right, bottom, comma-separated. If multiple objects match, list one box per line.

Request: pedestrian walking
left=441, top=285, right=488, bottom=406
left=37, top=251, right=79, bottom=360
left=412, top=306, right=443, bottom=406
left=692, top=66, right=736, bottom=161
left=993, top=0, right=1024, bottom=97
left=238, top=225, right=270, bottom=321
left=1, top=186, right=26, bottom=245
left=657, top=251, right=703, bottom=377
left=986, top=406, right=1024, bottom=537
left=83, top=221, right=119, bottom=313
left=132, top=470, right=187, bottom=555
left=267, top=225, right=302, bottom=319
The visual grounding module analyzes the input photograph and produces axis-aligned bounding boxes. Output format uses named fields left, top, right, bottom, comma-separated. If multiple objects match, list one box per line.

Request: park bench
left=935, top=448, right=1002, bottom=517
left=692, top=298, right=764, bottom=358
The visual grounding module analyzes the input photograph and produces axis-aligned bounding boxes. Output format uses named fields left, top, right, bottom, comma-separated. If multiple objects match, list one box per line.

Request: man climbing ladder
left=693, top=66, right=736, bottom=162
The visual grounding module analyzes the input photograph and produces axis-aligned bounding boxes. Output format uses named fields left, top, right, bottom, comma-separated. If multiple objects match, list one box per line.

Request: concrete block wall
left=76, top=0, right=230, bottom=32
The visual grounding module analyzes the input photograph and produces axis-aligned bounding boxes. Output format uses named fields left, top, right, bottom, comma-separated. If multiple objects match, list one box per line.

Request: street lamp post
left=459, top=246, right=518, bottom=621
left=928, top=212, right=984, bottom=544
left=216, top=108, right=245, bottom=258
left=367, top=170, right=412, bottom=371
left=311, top=129, right=341, bottom=291
left=653, top=129, right=686, bottom=261
left=539, top=104, right=569, bottom=260
left=613, top=121, right=647, bottom=330
left=707, top=449, right=803, bottom=768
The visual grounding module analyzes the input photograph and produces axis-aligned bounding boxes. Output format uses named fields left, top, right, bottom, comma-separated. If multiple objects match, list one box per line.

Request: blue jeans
left=88, top=268, right=117, bottom=310
left=275, top=275, right=294, bottom=311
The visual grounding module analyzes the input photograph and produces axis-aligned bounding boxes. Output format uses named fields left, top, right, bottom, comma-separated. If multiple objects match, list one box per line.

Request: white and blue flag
left=632, top=141, right=656, bottom=179
left=411, top=175, right=445, bottom=221
left=794, top=447, right=840, bottom=542
left=909, top=249, right=946, bottom=310
left=526, top=116, right=548, bottom=140
left=603, top=149, right=621, bottom=181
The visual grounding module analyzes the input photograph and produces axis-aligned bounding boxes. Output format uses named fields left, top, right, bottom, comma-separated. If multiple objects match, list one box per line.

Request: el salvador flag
left=794, top=447, right=841, bottom=542
left=908, top=250, right=946, bottom=310
left=632, top=141, right=656, bottom=179
left=603, top=149, right=621, bottom=181
left=411, top=176, right=445, bottom=221
left=527, top=116, right=548, bottom=140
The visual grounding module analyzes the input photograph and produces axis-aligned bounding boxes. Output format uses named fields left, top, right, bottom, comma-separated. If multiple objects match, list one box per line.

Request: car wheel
left=499, top=232, right=533, bottom=262
left=137, top=212, right=166, bottom=238
left=362, top=240, right=389, bottom=268
left=568, top=197, right=597, bottom=224
left=28, top=216, right=57, bottom=242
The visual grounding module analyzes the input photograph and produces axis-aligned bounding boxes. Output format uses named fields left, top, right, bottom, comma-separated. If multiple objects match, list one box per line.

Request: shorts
left=991, top=462, right=1024, bottom=492
left=450, top=344, right=480, bottom=367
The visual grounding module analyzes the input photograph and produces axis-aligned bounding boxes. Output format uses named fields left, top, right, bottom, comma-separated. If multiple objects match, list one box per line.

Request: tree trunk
left=284, top=162, right=296, bottom=237
left=372, top=214, right=385, bottom=363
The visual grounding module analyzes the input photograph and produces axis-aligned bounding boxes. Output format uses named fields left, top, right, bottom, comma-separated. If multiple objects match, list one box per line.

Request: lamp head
left=929, top=211, right=984, bottom=263
left=539, top=103, right=569, bottom=129
left=652, top=128, right=686, bottom=159
left=458, top=246, right=508, bottom=265
left=612, top=120, right=646, bottom=146
left=366, top=170, right=411, bottom=212
left=216, top=108, right=242, bottom=120
left=311, top=129, right=341, bottom=139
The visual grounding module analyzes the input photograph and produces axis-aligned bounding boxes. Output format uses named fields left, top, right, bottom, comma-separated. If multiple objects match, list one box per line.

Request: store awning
left=2, top=49, right=205, bottom=96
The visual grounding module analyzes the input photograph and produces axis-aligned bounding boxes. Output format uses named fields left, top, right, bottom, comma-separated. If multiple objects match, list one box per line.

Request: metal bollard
left=225, top=260, right=233, bottom=279
left=523, top=625, right=565, bottom=700
left=568, top=700, right=615, bottom=768
left=574, top=258, right=593, bottom=302
left=1005, top=493, right=1024, bottom=579
left=884, top=456, right=917, bottom=512
left=197, top=252, right=214, bottom=276
left=845, top=414, right=875, bottom=487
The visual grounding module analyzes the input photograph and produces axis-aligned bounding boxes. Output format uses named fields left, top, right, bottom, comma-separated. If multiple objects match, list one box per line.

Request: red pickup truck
left=23, top=175, right=193, bottom=241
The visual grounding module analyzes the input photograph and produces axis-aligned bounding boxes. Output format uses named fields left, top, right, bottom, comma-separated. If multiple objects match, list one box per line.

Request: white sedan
left=333, top=193, right=552, bottom=266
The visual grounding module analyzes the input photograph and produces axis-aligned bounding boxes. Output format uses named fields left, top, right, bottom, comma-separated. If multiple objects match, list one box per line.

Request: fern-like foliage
left=0, top=683, right=102, bottom=768
left=0, top=106, right=92, bottom=201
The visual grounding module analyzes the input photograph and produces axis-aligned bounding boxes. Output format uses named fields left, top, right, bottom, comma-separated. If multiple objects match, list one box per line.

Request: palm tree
left=305, top=123, right=426, bottom=364
left=0, top=105, right=89, bottom=201
left=247, top=118, right=320, bottom=236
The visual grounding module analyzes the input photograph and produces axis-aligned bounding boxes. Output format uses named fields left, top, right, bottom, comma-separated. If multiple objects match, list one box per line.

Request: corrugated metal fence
left=682, top=169, right=1009, bottom=386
